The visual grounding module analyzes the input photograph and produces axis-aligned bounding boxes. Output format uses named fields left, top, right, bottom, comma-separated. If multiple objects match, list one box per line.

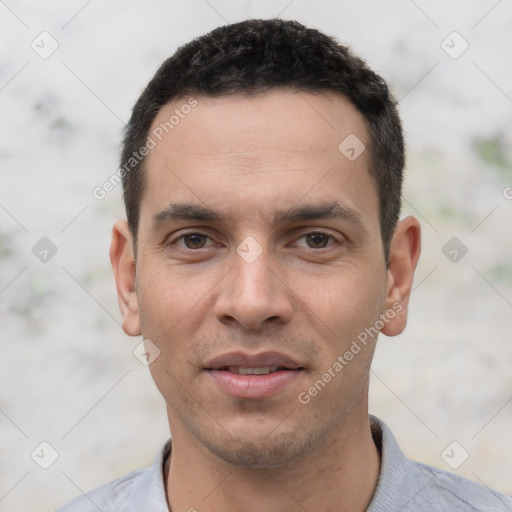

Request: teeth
left=228, top=366, right=281, bottom=375
left=244, top=366, right=269, bottom=375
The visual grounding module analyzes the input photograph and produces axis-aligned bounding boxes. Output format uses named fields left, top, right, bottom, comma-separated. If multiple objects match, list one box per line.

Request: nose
left=213, top=247, right=293, bottom=331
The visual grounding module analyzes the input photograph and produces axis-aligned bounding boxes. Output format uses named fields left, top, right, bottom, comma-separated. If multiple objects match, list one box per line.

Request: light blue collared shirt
left=55, top=415, right=512, bottom=511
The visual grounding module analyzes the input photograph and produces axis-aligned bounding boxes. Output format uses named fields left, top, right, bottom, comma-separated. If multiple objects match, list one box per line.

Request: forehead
left=140, top=90, right=379, bottom=235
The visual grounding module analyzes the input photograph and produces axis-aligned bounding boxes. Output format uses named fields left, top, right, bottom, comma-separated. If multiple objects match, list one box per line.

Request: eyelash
left=166, top=230, right=341, bottom=250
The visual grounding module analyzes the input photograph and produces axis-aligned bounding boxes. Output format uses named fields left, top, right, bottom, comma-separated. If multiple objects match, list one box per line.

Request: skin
left=110, top=89, right=421, bottom=512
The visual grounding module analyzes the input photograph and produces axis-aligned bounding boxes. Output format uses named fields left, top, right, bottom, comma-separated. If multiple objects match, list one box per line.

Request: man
left=56, top=19, right=511, bottom=511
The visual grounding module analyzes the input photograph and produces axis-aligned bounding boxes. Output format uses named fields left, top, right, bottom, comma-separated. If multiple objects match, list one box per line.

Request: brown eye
left=305, top=232, right=331, bottom=248
left=182, top=234, right=209, bottom=249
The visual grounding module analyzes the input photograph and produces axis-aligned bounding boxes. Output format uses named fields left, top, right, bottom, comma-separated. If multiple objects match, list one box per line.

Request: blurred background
left=1, top=0, right=511, bottom=510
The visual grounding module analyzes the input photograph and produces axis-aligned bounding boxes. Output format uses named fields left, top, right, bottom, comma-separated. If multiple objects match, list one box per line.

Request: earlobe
left=381, top=216, right=421, bottom=337
left=110, top=219, right=141, bottom=337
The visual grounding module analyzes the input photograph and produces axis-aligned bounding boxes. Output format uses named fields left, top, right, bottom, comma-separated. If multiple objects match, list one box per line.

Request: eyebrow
left=151, top=201, right=366, bottom=231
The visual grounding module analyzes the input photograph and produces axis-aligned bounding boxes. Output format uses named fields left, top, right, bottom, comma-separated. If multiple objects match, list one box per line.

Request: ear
left=381, top=216, right=421, bottom=337
left=110, top=219, right=141, bottom=336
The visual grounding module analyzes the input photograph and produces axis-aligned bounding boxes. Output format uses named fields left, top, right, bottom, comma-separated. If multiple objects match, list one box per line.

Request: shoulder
left=54, top=439, right=171, bottom=512
left=404, top=458, right=512, bottom=511
left=368, top=416, right=512, bottom=511
left=54, top=467, right=148, bottom=511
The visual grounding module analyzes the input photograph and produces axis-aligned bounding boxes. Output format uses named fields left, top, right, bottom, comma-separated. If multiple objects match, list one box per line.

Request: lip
left=205, top=351, right=303, bottom=370
left=208, top=369, right=303, bottom=399
left=205, top=351, right=305, bottom=400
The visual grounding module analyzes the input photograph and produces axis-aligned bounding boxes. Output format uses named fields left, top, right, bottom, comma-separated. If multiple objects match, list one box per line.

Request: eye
left=294, top=231, right=337, bottom=249
left=172, top=233, right=214, bottom=249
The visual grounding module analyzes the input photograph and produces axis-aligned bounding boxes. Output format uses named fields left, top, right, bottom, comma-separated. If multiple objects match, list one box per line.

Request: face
left=111, top=89, right=419, bottom=468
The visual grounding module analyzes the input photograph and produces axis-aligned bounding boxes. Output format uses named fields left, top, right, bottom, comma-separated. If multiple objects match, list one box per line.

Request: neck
left=164, top=408, right=381, bottom=512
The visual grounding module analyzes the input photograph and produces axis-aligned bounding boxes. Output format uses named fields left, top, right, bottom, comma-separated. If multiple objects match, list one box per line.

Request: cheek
left=136, top=267, right=203, bottom=350
left=294, top=265, right=385, bottom=345
left=296, top=273, right=384, bottom=414
left=137, top=273, right=202, bottom=402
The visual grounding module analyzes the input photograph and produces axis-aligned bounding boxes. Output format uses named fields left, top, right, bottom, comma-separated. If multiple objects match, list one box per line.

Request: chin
left=202, top=425, right=325, bottom=469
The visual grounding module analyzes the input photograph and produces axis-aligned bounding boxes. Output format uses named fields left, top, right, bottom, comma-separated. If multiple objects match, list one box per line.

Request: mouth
left=214, top=365, right=298, bottom=375
left=205, top=352, right=305, bottom=400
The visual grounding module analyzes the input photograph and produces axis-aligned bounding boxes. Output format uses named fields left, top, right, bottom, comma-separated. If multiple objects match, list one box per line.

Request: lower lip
left=207, top=369, right=302, bottom=399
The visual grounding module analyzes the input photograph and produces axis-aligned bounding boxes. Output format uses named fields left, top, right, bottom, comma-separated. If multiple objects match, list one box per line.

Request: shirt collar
left=129, top=438, right=171, bottom=511
left=367, top=414, right=419, bottom=511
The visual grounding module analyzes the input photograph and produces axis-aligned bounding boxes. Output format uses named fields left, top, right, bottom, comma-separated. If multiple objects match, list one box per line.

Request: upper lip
left=205, top=351, right=303, bottom=370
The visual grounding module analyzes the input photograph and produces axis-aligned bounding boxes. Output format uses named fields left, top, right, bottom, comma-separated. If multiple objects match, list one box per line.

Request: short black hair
left=121, top=18, right=404, bottom=262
